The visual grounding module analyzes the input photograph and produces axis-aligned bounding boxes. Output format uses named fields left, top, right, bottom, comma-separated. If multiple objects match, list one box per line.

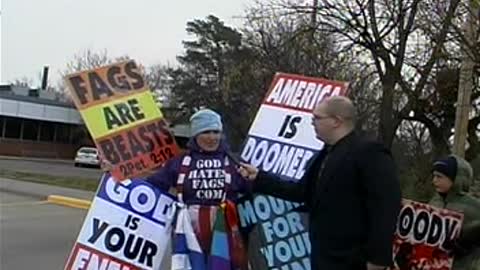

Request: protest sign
left=237, top=72, right=349, bottom=270
left=64, top=173, right=176, bottom=270
left=392, top=200, right=463, bottom=270
left=65, top=60, right=179, bottom=180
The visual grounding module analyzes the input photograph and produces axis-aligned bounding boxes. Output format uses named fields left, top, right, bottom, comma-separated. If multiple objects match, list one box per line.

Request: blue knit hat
left=433, top=156, right=458, bottom=182
left=190, top=109, right=223, bottom=137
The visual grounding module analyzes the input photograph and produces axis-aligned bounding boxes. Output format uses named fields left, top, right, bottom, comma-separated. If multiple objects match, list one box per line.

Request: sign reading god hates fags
left=237, top=72, right=349, bottom=270
left=65, top=61, right=179, bottom=180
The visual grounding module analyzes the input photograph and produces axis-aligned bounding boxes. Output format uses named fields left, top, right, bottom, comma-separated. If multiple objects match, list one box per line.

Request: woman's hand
left=100, top=158, right=114, bottom=172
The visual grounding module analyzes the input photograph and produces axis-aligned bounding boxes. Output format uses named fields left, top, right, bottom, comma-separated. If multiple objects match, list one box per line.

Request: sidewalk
left=0, top=177, right=95, bottom=203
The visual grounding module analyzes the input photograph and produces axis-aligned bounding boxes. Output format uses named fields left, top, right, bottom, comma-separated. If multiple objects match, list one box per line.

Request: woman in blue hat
left=103, top=109, right=250, bottom=270
left=148, top=109, right=250, bottom=270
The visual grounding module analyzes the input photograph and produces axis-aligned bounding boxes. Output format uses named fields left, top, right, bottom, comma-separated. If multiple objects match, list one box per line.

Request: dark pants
left=314, top=256, right=367, bottom=270
left=312, top=247, right=367, bottom=270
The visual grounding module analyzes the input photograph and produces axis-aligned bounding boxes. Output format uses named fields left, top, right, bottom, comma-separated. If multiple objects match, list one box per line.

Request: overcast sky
left=1, top=0, right=252, bottom=87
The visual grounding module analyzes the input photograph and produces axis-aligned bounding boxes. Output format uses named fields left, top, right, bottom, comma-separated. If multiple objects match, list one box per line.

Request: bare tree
left=56, top=49, right=130, bottom=102
left=242, top=0, right=387, bottom=135
left=10, top=77, right=33, bottom=88
left=265, top=0, right=480, bottom=161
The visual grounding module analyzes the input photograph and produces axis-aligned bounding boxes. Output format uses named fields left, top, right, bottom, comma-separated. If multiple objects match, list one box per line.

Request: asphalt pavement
left=0, top=176, right=94, bottom=269
left=0, top=175, right=172, bottom=270
left=0, top=188, right=87, bottom=270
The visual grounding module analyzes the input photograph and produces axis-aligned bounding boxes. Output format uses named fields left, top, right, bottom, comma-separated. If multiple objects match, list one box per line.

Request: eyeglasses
left=312, top=114, right=332, bottom=122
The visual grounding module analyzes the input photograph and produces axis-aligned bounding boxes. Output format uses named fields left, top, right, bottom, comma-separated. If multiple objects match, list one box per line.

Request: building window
left=0, top=116, right=4, bottom=137
left=4, top=117, right=22, bottom=139
left=71, top=125, right=89, bottom=145
left=22, top=119, right=40, bottom=141
left=56, top=124, right=71, bottom=143
left=39, top=121, right=55, bottom=142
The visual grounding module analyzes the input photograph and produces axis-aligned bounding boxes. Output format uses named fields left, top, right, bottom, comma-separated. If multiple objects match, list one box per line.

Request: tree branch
left=414, top=0, right=461, bottom=95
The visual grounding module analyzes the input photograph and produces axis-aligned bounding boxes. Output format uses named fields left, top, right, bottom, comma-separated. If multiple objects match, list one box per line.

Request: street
left=0, top=189, right=87, bottom=270
left=0, top=164, right=172, bottom=270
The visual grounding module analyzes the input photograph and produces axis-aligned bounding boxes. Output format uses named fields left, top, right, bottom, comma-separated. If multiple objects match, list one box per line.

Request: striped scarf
left=171, top=203, right=206, bottom=270
left=171, top=201, right=248, bottom=270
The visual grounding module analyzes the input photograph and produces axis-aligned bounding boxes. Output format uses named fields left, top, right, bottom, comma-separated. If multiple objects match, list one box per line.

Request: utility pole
left=452, top=0, right=479, bottom=158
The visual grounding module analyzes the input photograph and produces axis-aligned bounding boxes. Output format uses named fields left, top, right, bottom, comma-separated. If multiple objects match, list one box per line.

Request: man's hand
left=367, top=262, right=387, bottom=270
left=238, top=163, right=259, bottom=180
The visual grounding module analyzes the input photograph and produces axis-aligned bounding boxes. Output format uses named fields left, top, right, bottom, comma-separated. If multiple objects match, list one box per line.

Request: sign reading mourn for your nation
left=65, top=61, right=179, bottom=180
left=238, top=72, right=349, bottom=270
left=64, top=174, right=176, bottom=270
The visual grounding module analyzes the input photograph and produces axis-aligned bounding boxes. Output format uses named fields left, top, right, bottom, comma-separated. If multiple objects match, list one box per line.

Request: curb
left=47, top=195, right=91, bottom=210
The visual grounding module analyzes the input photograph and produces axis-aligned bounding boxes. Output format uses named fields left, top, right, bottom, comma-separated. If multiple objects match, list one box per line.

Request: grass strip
left=0, top=169, right=99, bottom=191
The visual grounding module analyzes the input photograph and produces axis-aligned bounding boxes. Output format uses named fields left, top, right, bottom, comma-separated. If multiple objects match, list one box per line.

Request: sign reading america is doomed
left=392, top=200, right=463, bottom=270
left=65, top=60, right=179, bottom=180
left=64, top=173, right=176, bottom=270
left=237, top=72, right=349, bottom=270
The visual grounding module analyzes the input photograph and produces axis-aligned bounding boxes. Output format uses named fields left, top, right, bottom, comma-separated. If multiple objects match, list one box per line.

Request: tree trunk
left=378, top=75, right=396, bottom=148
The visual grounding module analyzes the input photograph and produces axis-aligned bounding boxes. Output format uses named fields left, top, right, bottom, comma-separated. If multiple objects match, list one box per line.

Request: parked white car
left=74, top=147, right=100, bottom=167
